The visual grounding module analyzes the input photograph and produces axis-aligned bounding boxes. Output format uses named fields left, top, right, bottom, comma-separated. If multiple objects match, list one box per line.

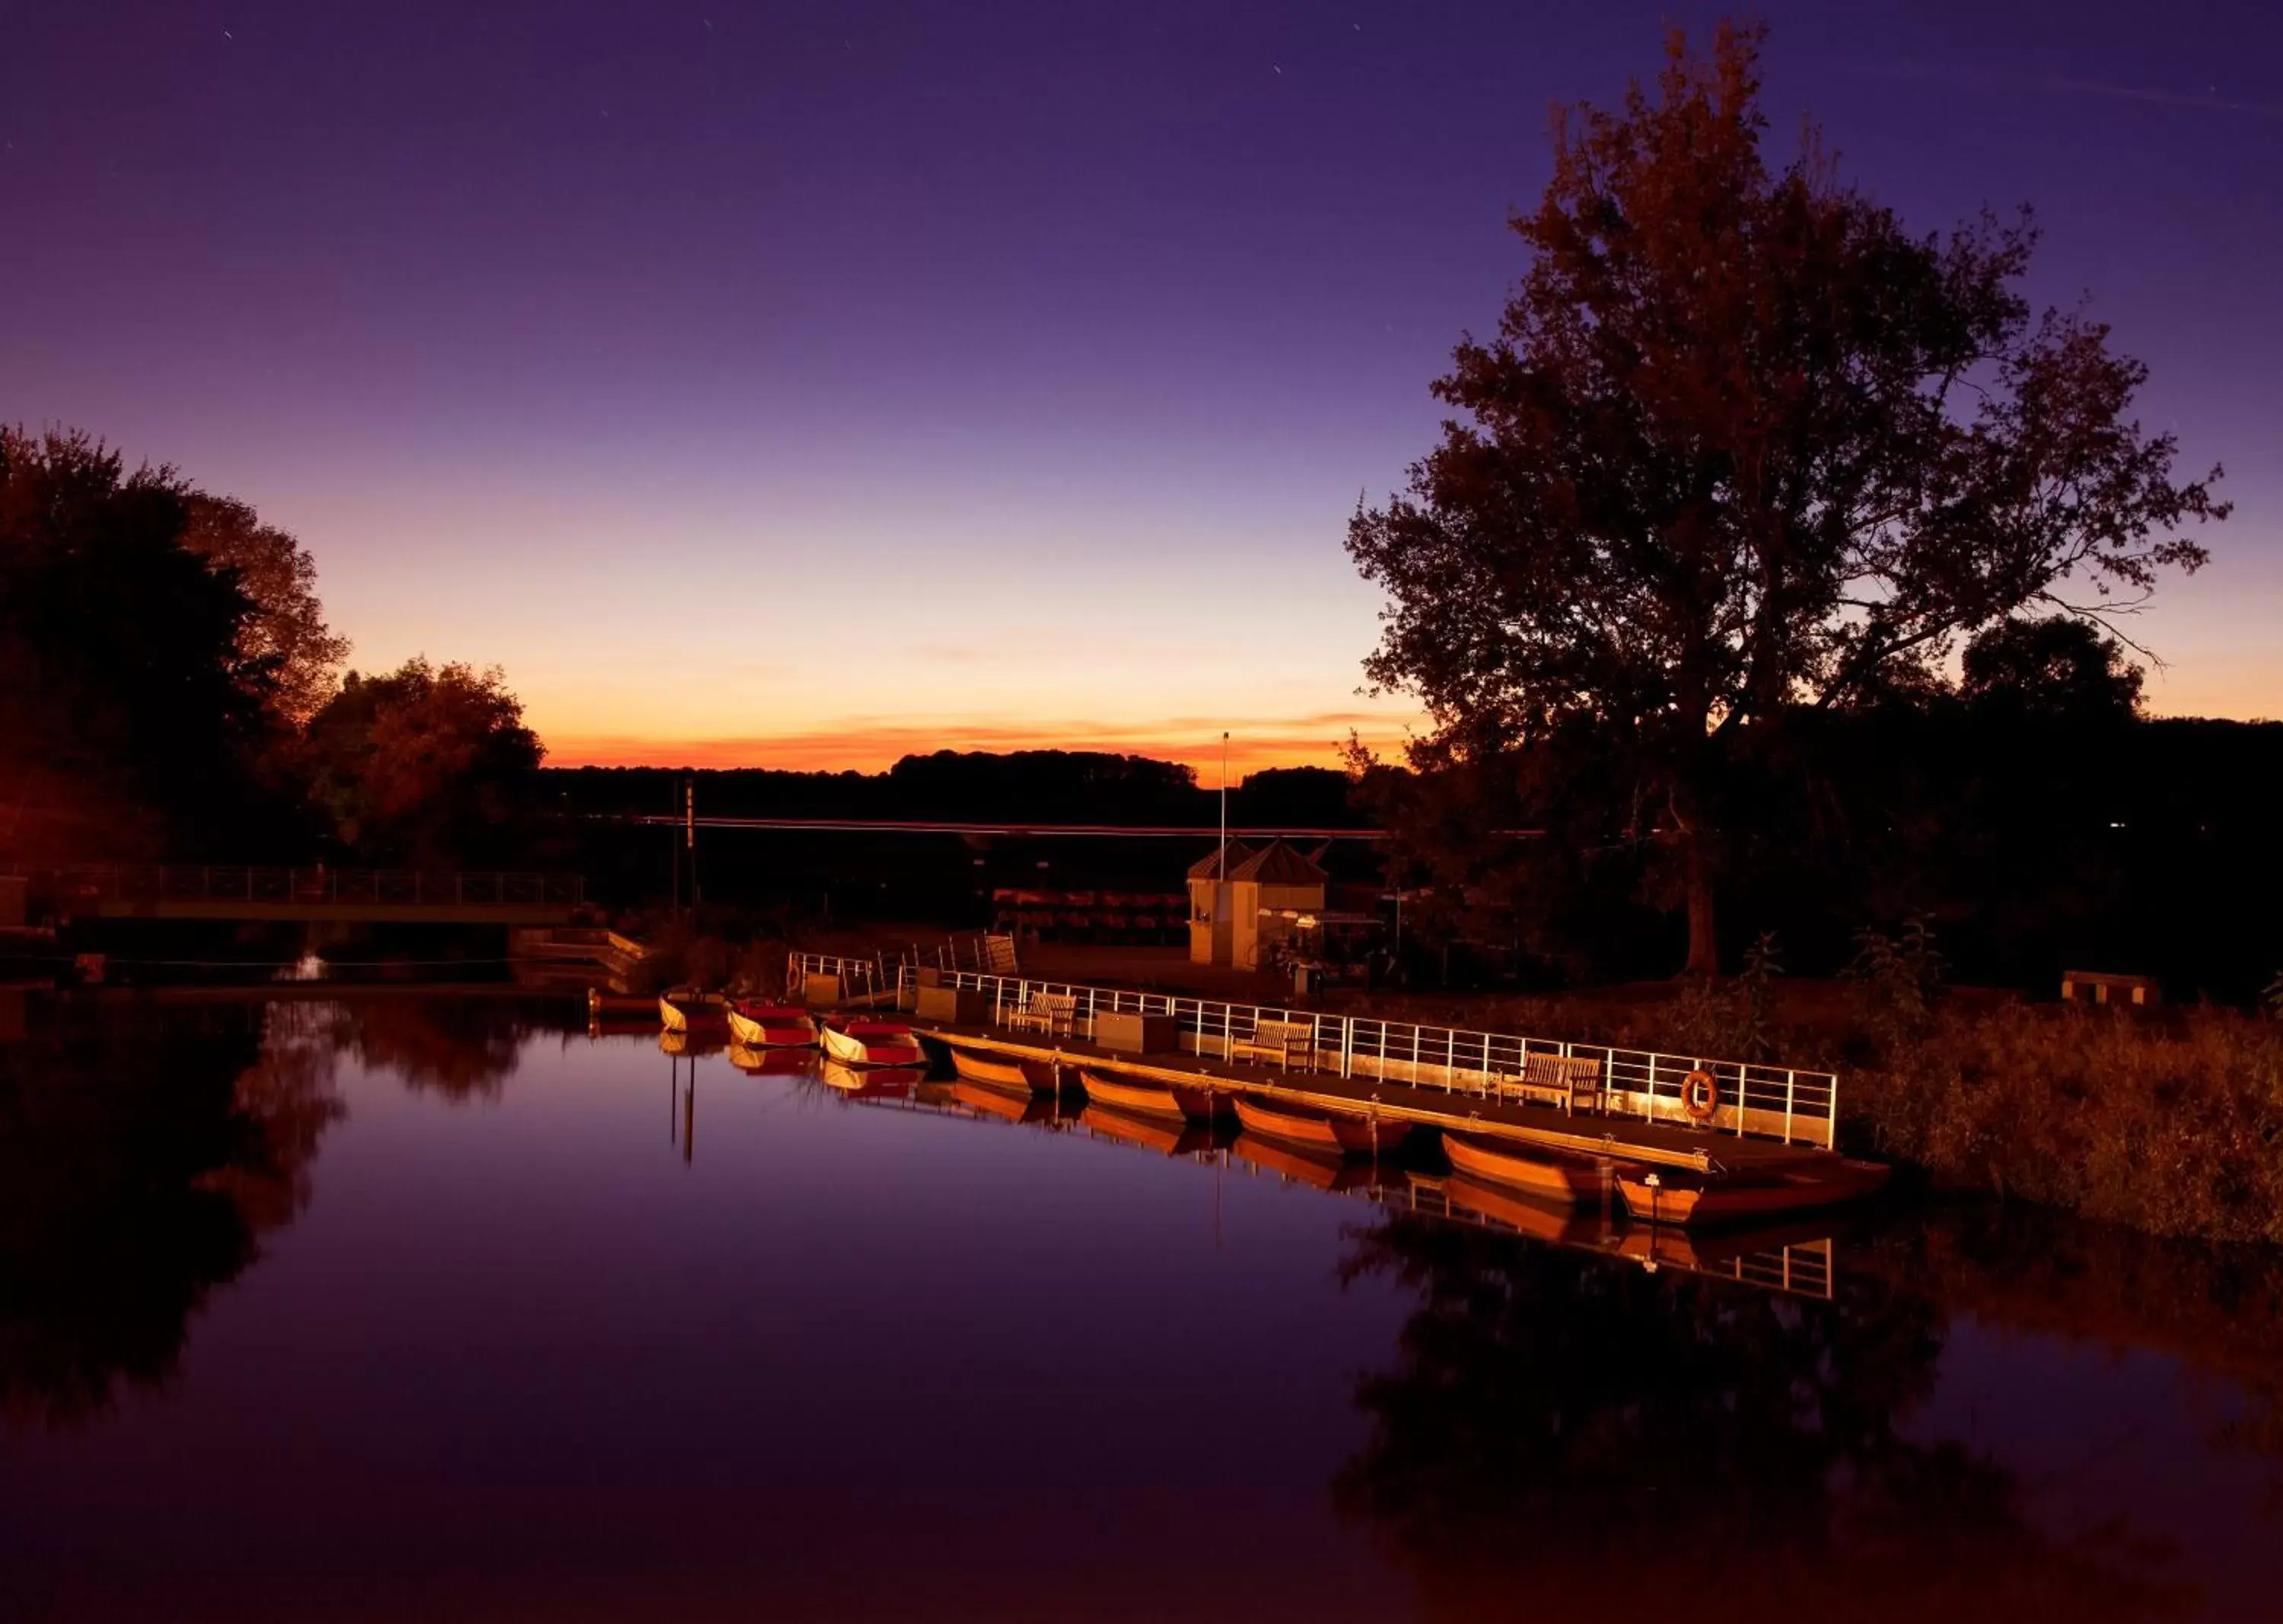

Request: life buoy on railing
left=1683, top=1068, right=1721, bottom=1123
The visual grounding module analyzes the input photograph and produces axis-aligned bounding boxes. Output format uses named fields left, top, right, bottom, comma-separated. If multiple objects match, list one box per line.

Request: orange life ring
left=1683, top=1068, right=1720, bottom=1122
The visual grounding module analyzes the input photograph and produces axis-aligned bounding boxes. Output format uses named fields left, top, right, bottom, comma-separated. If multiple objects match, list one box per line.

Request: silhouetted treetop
left=304, top=658, right=543, bottom=865
left=1960, top=616, right=2143, bottom=725
left=180, top=492, right=349, bottom=726
left=0, top=428, right=290, bottom=860
left=1346, top=21, right=2224, bottom=974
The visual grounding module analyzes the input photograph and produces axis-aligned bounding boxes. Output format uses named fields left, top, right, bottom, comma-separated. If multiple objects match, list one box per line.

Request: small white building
left=1187, top=839, right=1327, bottom=968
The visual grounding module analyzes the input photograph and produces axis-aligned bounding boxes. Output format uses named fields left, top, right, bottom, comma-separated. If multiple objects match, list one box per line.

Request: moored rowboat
left=658, top=990, right=730, bottom=1033
left=1232, top=1095, right=1411, bottom=1158
left=951, top=1080, right=1059, bottom=1124
left=820, top=1019, right=927, bottom=1068
left=1078, top=1068, right=1232, bottom=1123
left=1080, top=1104, right=1215, bottom=1157
left=1444, top=1132, right=1611, bottom=1209
left=727, top=1041, right=810, bottom=1075
left=725, top=1004, right=818, bottom=1048
left=821, top=1060, right=923, bottom=1099
left=951, top=1046, right=1057, bottom=1093
left=1229, top=1132, right=1397, bottom=1192
left=1434, top=1173, right=1608, bottom=1244
left=1617, top=1157, right=1890, bottom=1228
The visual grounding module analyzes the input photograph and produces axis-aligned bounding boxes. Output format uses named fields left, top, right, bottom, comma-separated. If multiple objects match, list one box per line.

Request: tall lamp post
left=1218, top=731, right=1230, bottom=966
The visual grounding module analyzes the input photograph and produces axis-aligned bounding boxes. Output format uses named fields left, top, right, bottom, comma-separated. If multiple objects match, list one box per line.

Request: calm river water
left=2, top=994, right=2278, bottom=1622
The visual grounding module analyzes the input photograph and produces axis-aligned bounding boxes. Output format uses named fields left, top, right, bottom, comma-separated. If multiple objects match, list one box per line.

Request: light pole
left=1218, top=731, right=1230, bottom=966
left=1218, top=731, right=1229, bottom=880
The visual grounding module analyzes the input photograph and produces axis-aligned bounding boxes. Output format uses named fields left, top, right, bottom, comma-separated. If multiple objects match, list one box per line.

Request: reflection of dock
left=613, top=1012, right=1842, bottom=1302
left=1383, top=1175, right=1836, bottom=1300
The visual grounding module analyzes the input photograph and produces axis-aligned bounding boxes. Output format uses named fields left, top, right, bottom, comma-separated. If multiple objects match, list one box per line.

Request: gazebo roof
left=1227, top=839, right=1328, bottom=886
left=1188, top=839, right=1256, bottom=879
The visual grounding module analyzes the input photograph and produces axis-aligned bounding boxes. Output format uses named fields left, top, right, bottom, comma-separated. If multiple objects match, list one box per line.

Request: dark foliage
left=1338, top=1212, right=2189, bottom=1622
left=303, top=658, right=544, bottom=866
left=0, top=1002, right=339, bottom=1430
left=1347, top=24, right=2223, bottom=975
left=0, top=428, right=298, bottom=860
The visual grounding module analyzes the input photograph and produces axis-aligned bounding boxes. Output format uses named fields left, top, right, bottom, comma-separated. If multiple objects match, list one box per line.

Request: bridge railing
left=891, top=963, right=1839, bottom=1151
left=18, top=865, right=584, bottom=909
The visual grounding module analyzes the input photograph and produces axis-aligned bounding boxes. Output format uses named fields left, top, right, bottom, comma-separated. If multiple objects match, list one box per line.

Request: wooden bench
left=1004, top=991, right=1078, bottom=1039
left=1498, top=1052, right=1604, bottom=1116
left=1231, top=1017, right=1317, bottom=1071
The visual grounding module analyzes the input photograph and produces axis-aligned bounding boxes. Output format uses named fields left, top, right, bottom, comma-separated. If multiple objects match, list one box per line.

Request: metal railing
left=879, top=963, right=1839, bottom=1151
left=786, top=950, right=896, bottom=1005
left=22, top=864, right=585, bottom=909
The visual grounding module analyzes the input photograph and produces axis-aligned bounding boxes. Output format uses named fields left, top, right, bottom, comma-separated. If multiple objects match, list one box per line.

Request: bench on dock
left=1496, top=1052, right=1604, bottom=1116
left=1004, top=991, right=1078, bottom=1039
left=1231, top=1017, right=1317, bottom=1071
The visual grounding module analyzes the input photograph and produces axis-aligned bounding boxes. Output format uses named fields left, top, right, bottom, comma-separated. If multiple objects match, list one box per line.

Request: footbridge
left=21, top=865, right=585, bottom=926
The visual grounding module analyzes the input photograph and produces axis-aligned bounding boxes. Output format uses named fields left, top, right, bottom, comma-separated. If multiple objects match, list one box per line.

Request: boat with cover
left=1616, top=1157, right=1890, bottom=1228
left=658, top=989, right=730, bottom=1033
left=821, top=1060, right=923, bottom=1100
left=1444, top=1132, right=1611, bottom=1208
left=727, top=1041, right=810, bottom=1075
left=950, top=1046, right=1058, bottom=1093
left=820, top=1017, right=927, bottom=1068
left=1078, top=1068, right=1232, bottom=1123
left=1231, top=1094, right=1411, bottom=1157
left=724, top=1003, right=818, bottom=1048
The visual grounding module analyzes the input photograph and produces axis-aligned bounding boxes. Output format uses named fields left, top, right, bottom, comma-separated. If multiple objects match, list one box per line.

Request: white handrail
left=852, top=959, right=1839, bottom=1150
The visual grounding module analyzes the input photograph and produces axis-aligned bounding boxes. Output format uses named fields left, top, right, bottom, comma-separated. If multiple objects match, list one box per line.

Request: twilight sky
left=5, top=0, right=2278, bottom=779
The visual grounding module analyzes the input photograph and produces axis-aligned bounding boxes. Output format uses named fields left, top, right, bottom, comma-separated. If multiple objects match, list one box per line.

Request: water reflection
left=2, top=997, right=2277, bottom=1620
left=0, top=1001, right=340, bottom=1431
left=1336, top=1212, right=2195, bottom=1622
left=322, top=994, right=570, bottom=1099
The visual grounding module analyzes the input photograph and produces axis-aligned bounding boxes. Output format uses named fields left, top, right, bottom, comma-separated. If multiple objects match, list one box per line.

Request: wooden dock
left=906, top=1021, right=1832, bottom=1177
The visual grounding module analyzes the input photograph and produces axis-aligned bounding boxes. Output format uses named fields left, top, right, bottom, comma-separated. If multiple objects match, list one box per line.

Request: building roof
left=1187, top=839, right=1256, bottom=879
left=1227, top=838, right=1328, bottom=886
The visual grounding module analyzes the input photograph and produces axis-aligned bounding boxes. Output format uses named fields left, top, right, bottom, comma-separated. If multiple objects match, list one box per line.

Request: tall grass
left=1849, top=1005, right=2283, bottom=1244
left=1348, top=956, right=2283, bottom=1244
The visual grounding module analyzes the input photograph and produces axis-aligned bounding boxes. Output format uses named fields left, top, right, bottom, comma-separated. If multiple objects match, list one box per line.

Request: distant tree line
left=547, top=753, right=1360, bottom=830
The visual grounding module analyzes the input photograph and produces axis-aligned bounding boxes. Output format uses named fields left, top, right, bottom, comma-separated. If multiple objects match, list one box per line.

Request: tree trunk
left=1683, top=828, right=1719, bottom=978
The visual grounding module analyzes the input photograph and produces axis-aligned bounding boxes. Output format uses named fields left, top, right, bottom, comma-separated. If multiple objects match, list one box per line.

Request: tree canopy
left=1346, top=23, right=2224, bottom=974
left=180, top=493, right=349, bottom=726
left=0, top=428, right=287, bottom=860
left=304, top=658, right=544, bottom=865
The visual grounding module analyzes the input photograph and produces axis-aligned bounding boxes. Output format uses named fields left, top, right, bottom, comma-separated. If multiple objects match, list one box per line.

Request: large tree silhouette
left=0, top=429, right=289, bottom=860
left=1347, top=24, right=2223, bottom=975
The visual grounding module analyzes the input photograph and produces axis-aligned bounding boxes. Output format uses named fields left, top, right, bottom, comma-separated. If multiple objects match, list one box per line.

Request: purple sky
left=6, top=1, right=2278, bottom=775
